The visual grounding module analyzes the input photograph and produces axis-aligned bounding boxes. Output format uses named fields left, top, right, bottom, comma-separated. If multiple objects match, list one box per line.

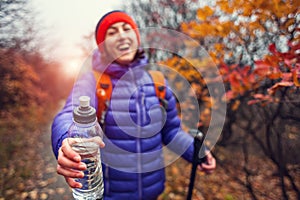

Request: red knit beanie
left=95, top=11, right=140, bottom=52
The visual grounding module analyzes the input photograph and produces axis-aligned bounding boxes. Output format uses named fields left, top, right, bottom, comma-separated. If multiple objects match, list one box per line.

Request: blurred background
left=0, top=0, right=299, bottom=199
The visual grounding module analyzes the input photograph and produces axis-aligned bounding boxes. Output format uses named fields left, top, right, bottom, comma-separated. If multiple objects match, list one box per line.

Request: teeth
left=118, top=44, right=130, bottom=51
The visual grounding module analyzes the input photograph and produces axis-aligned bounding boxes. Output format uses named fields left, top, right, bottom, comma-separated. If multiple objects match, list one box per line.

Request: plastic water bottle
left=68, top=96, right=104, bottom=200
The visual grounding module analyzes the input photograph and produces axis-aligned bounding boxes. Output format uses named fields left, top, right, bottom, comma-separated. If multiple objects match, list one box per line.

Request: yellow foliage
left=218, top=0, right=235, bottom=14
left=293, top=70, right=300, bottom=87
left=231, top=100, right=240, bottom=111
left=248, top=21, right=264, bottom=33
left=243, top=4, right=253, bottom=16
left=196, top=6, right=214, bottom=21
left=180, top=22, right=189, bottom=33
left=284, top=18, right=296, bottom=30
left=220, top=21, right=233, bottom=36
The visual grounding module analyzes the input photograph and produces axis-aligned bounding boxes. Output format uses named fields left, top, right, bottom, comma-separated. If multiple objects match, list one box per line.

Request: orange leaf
left=218, top=0, right=234, bottom=13
left=267, top=81, right=294, bottom=95
left=231, top=100, right=240, bottom=111
left=214, top=43, right=224, bottom=52
left=196, top=6, right=214, bottom=21
left=269, top=66, right=282, bottom=79
left=268, top=72, right=282, bottom=79
left=292, top=69, right=300, bottom=87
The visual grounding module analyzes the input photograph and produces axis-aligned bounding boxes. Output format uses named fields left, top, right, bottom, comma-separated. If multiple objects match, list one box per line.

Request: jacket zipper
left=129, top=68, right=143, bottom=200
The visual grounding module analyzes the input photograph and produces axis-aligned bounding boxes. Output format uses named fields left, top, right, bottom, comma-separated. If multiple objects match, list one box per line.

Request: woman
left=51, top=10, right=216, bottom=200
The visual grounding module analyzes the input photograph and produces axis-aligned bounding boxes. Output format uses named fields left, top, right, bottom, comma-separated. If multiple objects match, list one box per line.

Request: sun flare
left=62, top=59, right=81, bottom=77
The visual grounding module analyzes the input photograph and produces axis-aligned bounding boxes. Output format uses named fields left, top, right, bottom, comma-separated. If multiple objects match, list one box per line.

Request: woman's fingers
left=65, top=177, right=83, bottom=189
left=57, top=149, right=86, bottom=171
left=61, top=139, right=81, bottom=162
left=57, top=164, right=84, bottom=179
left=199, top=151, right=216, bottom=174
left=56, top=138, right=105, bottom=189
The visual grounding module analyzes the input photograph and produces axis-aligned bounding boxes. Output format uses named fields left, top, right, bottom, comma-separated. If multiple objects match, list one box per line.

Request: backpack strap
left=94, top=70, right=168, bottom=127
left=148, top=70, right=168, bottom=109
left=94, top=71, right=112, bottom=126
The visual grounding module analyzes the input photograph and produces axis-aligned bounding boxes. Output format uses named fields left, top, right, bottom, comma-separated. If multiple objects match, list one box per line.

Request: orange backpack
left=94, top=70, right=167, bottom=125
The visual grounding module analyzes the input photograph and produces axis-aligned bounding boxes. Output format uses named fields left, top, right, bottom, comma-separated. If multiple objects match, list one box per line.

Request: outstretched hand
left=56, top=138, right=105, bottom=188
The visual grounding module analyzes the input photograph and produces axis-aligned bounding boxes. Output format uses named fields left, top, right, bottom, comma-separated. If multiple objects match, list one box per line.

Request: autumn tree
left=218, top=43, right=300, bottom=199
left=0, top=2, right=73, bottom=195
left=1, top=0, right=43, bottom=111
left=178, top=0, right=299, bottom=150
left=176, top=0, right=300, bottom=199
left=181, top=0, right=300, bottom=66
left=126, top=0, right=300, bottom=199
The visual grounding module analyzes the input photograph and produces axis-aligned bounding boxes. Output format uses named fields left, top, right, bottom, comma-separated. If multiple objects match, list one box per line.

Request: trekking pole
left=187, top=129, right=206, bottom=200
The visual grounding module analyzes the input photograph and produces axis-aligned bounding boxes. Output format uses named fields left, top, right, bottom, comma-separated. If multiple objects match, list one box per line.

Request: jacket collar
left=92, top=49, right=148, bottom=79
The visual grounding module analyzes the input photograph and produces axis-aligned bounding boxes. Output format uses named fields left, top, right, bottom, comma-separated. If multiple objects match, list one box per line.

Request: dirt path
left=35, top=124, right=74, bottom=200
left=0, top=123, right=74, bottom=200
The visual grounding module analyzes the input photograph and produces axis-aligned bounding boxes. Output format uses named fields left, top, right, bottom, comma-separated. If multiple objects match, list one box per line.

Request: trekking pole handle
left=189, top=129, right=204, bottom=141
left=187, top=129, right=206, bottom=200
left=189, top=129, right=207, bottom=162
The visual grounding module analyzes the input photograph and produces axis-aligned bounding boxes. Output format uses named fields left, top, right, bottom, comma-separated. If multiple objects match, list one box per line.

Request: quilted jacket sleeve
left=51, top=72, right=97, bottom=158
left=161, top=81, right=194, bottom=163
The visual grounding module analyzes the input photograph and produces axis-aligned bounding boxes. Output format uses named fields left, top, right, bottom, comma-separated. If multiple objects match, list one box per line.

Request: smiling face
left=104, top=22, right=139, bottom=65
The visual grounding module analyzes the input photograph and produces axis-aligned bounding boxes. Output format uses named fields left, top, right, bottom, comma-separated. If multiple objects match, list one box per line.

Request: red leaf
left=229, top=74, right=241, bottom=91
left=284, top=58, right=294, bottom=67
left=223, top=90, right=236, bottom=101
left=268, top=43, right=278, bottom=55
left=229, top=64, right=239, bottom=70
left=289, top=42, right=300, bottom=51
left=248, top=99, right=260, bottom=105
left=253, top=93, right=265, bottom=99
left=219, top=63, right=230, bottom=75
left=239, top=66, right=251, bottom=77
left=254, top=61, right=270, bottom=76
left=281, top=73, right=292, bottom=81
left=248, top=73, right=256, bottom=83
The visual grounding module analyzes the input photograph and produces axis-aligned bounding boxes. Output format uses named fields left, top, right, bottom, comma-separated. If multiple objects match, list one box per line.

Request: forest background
left=0, top=0, right=299, bottom=199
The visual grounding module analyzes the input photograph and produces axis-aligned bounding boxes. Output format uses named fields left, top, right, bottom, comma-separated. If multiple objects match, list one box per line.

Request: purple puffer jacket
left=51, top=50, right=194, bottom=200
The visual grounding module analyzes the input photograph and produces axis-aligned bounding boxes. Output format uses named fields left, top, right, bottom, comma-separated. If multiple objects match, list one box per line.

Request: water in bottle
left=68, top=96, right=104, bottom=200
